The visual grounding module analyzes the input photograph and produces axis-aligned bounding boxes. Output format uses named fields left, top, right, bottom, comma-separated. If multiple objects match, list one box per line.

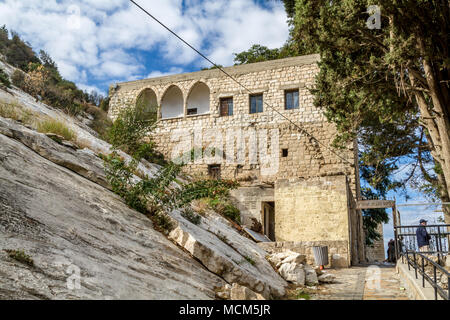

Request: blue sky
left=0, top=0, right=289, bottom=95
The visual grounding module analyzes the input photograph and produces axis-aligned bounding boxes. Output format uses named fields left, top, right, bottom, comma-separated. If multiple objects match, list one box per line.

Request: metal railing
left=394, top=224, right=450, bottom=264
left=401, top=251, right=449, bottom=300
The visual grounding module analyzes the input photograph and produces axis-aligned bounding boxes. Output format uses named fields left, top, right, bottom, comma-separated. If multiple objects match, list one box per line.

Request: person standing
left=416, top=219, right=431, bottom=252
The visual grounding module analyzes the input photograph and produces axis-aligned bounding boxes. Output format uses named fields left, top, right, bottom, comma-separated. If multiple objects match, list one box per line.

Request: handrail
left=401, top=251, right=450, bottom=300
left=395, top=224, right=450, bottom=228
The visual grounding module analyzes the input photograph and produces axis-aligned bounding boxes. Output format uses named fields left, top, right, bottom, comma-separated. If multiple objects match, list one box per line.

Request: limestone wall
left=229, top=186, right=274, bottom=227
left=109, top=55, right=364, bottom=264
left=365, top=224, right=386, bottom=262
left=108, top=54, right=358, bottom=193
left=274, top=176, right=350, bottom=243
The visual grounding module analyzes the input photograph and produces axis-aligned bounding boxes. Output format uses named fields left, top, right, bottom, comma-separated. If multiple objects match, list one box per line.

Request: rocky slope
left=0, top=61, right=288, bottom=299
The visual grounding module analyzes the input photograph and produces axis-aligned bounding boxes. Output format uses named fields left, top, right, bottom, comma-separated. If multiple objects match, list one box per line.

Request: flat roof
left=113, top=54, right=320, bottom=90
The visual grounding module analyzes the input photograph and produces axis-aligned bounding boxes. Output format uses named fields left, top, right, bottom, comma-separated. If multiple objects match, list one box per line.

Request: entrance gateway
left=262, top=201, right=275, bottom=241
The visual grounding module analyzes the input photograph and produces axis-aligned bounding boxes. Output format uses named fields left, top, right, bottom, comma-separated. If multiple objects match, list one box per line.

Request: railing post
left=394, top=226, right=399, bottom=261
left=448, top=276, right=450, bottom=301
left=437, top=226, right=443, bottom=264
left=422, top=255, right=425, bottom=288
left=407, top=251, right=410, bottom=270
left=413, top=252, right=418, bottom=279
left=433, top=266, right=437, bottom=300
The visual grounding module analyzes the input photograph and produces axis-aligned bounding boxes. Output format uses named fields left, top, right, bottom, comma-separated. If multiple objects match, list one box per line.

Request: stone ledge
left=396, top=260, right=445, bottom=300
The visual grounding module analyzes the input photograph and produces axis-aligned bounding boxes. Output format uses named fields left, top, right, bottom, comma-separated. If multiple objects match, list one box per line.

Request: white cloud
left=147, top=67, right=184, bottom=78
left=0, top=0, right=289, bottom=89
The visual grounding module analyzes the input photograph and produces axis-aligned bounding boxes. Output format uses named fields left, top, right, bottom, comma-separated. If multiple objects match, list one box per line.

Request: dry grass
left=0, top=100, right=36, bottom=125
left=37, top=119, right=76, bottom=142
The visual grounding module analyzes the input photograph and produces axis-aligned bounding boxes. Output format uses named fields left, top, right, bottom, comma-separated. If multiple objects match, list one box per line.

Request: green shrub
left=11, top=69, right=25, bottom=89
left=99, top=97, right=110, bottom=112
left=0, top=67, right=10, bottom=88
left=4, top=249, right=34, bottom=267
left=37, top=119, right=76, bottom=141
left=180, top=207, right=202, bottom=225
left=206, top=197, right=241, bottom=224
left=244, top=255, right=256, bottom=265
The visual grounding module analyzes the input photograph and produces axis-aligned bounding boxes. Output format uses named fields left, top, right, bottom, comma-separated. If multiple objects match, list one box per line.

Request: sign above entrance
left=356, top=200, right=395, bottom=209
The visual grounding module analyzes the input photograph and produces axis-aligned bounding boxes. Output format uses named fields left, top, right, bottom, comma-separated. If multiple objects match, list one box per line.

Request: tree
left=0, top=25, right=9, bottom=55
left=286, top=0, right=450, bottom=223
left=5, top=32, right=39, bottom=71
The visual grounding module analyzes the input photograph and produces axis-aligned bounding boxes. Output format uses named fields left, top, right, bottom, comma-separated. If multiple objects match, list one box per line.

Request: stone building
left=108, top=54, right=366, bottom=267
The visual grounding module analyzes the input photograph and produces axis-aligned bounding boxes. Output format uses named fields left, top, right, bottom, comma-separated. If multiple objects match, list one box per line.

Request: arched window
left=136, top=88, right=158, bottom=121
left=161, top=85, right=183, bottom=119
left=187, top=82, right=210, bottom=115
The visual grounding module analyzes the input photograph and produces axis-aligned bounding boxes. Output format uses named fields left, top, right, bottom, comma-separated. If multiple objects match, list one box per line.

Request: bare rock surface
left=168, top=209, right=287, bottom=299
left=0, top=129, right=226, bottom=299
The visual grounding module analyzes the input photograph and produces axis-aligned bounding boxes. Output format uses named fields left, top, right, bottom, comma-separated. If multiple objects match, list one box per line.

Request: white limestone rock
left=318, top=273, right=336, bottom=283
left=230, top=283, right=265, bottom=300
left=304, top=264, right=319, bottom=285
left=277, top=262, right=306, bottom=286
left=168, top=209, right=287, bottom=299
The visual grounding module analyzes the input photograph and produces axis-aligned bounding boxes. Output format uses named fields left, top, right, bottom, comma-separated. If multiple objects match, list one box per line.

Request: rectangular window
left=208, top=164, right=221, bottom=180
left=282, top=149, right=288, bottom=157
left=250, top=94, right=263, bottom=114
left=187, top=108, right=197, bottom=115
left=285, top=89, right=299, bottom=110
left=219, top=97, right=233, bottom=116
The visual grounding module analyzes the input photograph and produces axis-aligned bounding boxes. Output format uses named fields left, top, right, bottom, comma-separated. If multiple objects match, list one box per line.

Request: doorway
left=262, top=201, right=275, bottom=241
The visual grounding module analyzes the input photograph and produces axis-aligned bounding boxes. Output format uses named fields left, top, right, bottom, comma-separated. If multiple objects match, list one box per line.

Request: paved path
left=310, top=263, right=409, bottom=300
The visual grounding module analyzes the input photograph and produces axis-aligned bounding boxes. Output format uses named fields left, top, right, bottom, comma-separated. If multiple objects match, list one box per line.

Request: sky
left=0, top=0, right=289, bottom=95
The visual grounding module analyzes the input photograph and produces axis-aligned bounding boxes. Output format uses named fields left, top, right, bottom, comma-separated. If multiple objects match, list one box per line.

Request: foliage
left=0, top=25, right=107, bottom=118
left=244, top=255, right=256, bottom=265
left=99, top=97, right=110, bottom=112
left=233, top=44, right=300, bottom=65
left=37, top=119, right=76, bottom=142
left=10, top=69, right=25, bottom=89
left=235, top=0, right=450, bottom=241
left=361, top=188, right=389, bottom=246
left=83, top=104, right=112, bottom=141
left=0, top=101, right=35, bottom=124
left=0, top=67, right=11, bottom=88
left=286, top=0, right=450, bottom=223
left=180, top=207, right=202, bottom=225
left=206, top=196, right=241, bottom=224
left=4, top=249, right=34, bottom=267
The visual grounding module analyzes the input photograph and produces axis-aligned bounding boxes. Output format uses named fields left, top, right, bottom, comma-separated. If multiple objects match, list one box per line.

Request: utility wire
left=128, top=0, right=354, bottom=166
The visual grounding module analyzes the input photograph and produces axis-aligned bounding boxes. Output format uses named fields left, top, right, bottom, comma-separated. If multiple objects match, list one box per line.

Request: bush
left=207, top=197, right=241, bottom=224
left=0, top=101, right=35, bottom=124
left=0, top=67, right=10, bottom=88
left=180, top=207, right=202, bottom=225
left=37, top=119, right=76, bottom=141
left=4, top=249, right=34, bottom=267
left=11, top=69, right=25, bottom=89
left=99, top=97, right=110, bottom=112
